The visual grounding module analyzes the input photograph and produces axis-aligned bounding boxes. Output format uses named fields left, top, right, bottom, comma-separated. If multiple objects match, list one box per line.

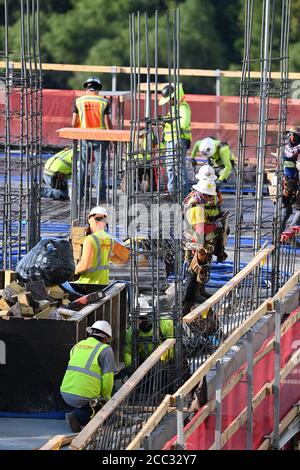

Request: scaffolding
left=0, top=0, right=43, bottom=269
left=233, top=0, right=291, bottom=295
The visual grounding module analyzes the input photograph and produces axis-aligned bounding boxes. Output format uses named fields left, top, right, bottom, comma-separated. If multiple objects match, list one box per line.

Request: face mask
left=139, top=320, right=152, bottom=333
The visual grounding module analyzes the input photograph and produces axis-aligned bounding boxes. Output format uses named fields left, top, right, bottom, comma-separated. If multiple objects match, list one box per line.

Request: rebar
left=233, top=0, right=291, bottom=293
left=0, top=0, right=42, bottom=269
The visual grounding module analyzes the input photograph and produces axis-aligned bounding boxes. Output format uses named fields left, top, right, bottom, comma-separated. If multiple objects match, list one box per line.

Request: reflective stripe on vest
left=76, top=95, right=108, bottom=129
left=67, top=341, right=103, bottom=379
left=86, top=234, right=112, bottom=273
left=284, top=161, right=296, bottom=168
left=44, top=150, right=73, bottom=176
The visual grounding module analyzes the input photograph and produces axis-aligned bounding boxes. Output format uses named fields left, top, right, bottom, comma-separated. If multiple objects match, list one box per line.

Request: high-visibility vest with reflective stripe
left=77, top=230, right=112, bottom=285
left=75, top=94, right=109, bottom=129
left=163, top=101, right=192, bottom=142
left=185, top=192, right=219, bottom=242
left=44, top=148, right=73, bottom=177
left=208, top=140, right=235, bottom=168
left=60, top=337, right=107, bottom=400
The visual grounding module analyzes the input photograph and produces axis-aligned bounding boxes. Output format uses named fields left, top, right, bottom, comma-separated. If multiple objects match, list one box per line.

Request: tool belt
left=188, top=244, right=214, bottom=284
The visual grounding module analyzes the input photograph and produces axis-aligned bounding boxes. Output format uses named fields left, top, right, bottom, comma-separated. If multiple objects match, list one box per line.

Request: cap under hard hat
left=88, top=206, right=108, bottom=218
left=192, top=179, right=217, bottom=196
left=195, top=164, right=217, bottom=181
left=86, top=320, right=112, bottom=339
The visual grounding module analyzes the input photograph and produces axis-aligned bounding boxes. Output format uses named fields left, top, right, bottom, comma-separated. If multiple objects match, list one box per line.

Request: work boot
left=65, top=411, right=81, bottom=433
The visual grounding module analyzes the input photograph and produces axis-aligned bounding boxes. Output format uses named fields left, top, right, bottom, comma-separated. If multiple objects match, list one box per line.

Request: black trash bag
left=16, top=238, right=75, bottom=286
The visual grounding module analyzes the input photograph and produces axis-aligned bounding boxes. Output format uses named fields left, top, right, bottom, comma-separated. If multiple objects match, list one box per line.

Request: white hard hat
left=193, top=179, right=217, bottom=196
left=199, top=138, right=216, bottom=157
left=86, top=320, right=112, bottom=339
left=195, top=164, right=217, bottom=181
left=88, top=206, right=108, bottom=218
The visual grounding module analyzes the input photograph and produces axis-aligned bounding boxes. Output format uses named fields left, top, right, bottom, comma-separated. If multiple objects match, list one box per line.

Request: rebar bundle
left=0, top=0, right=42, bottom=269
left=234, top=0, right=291, bottom=295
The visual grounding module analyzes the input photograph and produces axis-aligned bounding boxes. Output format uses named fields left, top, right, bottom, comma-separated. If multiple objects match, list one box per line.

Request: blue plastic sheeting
left=0, top=152, right=52, bottom=160
left=0, top=410, right=65, bottom=419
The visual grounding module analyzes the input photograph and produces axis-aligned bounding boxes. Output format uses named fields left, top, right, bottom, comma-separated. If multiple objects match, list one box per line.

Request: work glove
left=191, top=157, right=197, bottom=168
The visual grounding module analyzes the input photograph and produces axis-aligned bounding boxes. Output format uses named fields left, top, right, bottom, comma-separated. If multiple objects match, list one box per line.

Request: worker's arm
left=75, top=238, right=94, bottom=274
left=191, top=140, right=201, bottom=158
left=98, top=346, right=117, bottom=400
left=105, top=114, right=113, bottom=130
left=218, top=146, right=232, bottom=181
left=124, top=328, right=132, bottom=368
left=72, top=112, right=79, bottom=128
left=179, top=103, right=191, bottom=131
left=160, top=320, right=174, bottom=360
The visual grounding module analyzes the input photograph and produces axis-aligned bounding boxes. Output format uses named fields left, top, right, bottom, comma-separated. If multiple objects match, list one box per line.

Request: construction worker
left=191, top=137, right=235, bottom=184
left=124, top=311, right=174, bottom=370
left=60, top=320, right=116, bottom=432
left=281, top=127, right=300, bottom=232
left=41, top=148, right=72, bottom=200
left=72, top=77, right=113, bottom=202
left=159, top=83, right=191, bottom=197
left=183, top=171, right=227, bottom=305
left=75, top=206, right=113, bottom=285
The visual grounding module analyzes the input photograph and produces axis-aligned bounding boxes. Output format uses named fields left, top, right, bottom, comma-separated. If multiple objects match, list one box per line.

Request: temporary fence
left=130, top=270, right=300, bottom=450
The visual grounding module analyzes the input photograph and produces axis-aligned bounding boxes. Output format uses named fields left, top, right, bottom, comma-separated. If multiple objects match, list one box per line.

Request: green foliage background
left=1, top=0, right=299, bottom=94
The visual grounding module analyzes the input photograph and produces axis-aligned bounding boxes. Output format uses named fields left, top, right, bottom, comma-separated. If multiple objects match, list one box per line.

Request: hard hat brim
left=159, top=94, right=173, bottom=106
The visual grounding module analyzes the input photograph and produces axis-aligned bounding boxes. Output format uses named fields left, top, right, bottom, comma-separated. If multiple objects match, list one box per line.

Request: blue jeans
left=41, top=174, right=69, bottom=200
left=165, top=139, right=189, bottom=196
left=80, top=140, right=108, bottom=202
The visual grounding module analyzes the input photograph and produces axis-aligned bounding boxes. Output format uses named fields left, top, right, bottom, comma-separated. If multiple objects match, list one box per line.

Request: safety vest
left=75, top=94, right=109, bottom=129
left=77, top=230, right=113, bottom=285
left=184, top=191, right=220, bottom=242
left=208, top=140, right=235, bottom=168
left=124, top=319, right=174, bottom=367
left=44, top=148, right=72, bottom=178
left=163, top=101, right=192, bottom=143
left=60, top=337, right=108, bottom=400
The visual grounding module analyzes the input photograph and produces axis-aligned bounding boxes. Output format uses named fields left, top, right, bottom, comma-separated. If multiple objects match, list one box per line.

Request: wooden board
left=57, top=128, right=131, bottom=142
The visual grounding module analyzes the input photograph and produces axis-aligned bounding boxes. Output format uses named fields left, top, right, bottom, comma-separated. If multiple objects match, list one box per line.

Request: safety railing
left=67, top=338, right=175, bottom=450
left=179, top=245, right=274, bottom=377
left=130, top=270, right=300, bottom=450
left=279, top=226, right=300, bottom=287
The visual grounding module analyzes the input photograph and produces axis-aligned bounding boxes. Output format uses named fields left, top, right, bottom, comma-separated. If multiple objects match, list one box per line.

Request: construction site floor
left=0, top=418, right=72, bottom=450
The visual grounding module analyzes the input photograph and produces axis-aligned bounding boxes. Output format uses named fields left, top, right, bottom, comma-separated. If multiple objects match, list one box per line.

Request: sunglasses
left=94, top=216, right=106, bottom=222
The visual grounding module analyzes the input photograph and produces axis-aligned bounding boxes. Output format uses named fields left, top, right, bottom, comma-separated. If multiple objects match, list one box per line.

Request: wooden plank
left=39, top=434, right=77, bottom=450
left=0, top=298, right=11, bottom=311
left=210, top=384, right=271, bottom=450
left=183, top=247, right=274, bottom=324
left=4, top=270, right=17, bottom=287
left=70, top=338, right=176, bottom=450
left=209, top=349, right=300, bottom=450
left=258, top=406, right=300, bottom=450
left=2, top=61, right=300, bottom=80
left=126, top=395, right=172, bottom=450
left=57, top=128, right=131, bottom=142
left=174, top=300, right=269, bottom=399
left=270, top=270, right=300, bottom=304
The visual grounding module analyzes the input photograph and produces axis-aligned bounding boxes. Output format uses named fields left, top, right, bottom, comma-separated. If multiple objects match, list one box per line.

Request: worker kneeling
left=124, top=311, right=174, bottom=373
left=60, top=320, right=116, bottom=433
left=41, top=147, right=72, bottom=201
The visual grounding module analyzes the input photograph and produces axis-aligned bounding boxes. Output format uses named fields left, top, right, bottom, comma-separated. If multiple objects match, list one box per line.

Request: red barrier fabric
left=1, top=89, right=300, bottom=159
left=163, top=307, right=300, bottom=450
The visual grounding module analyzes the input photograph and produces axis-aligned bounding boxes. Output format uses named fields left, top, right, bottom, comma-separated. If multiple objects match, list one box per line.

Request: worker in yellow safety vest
left=60, top=320, right=116, bottom=432
left=191, top=137, right=235, bottom=184
left=75, top=206, right=113, bottom=285
left=183, top=168, right=228, bottom=305
left=41, top=148, right=72, bottom=200
left=72, top=77, right=113, bottom=202
left=159, top=83, right=192, bottom=197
